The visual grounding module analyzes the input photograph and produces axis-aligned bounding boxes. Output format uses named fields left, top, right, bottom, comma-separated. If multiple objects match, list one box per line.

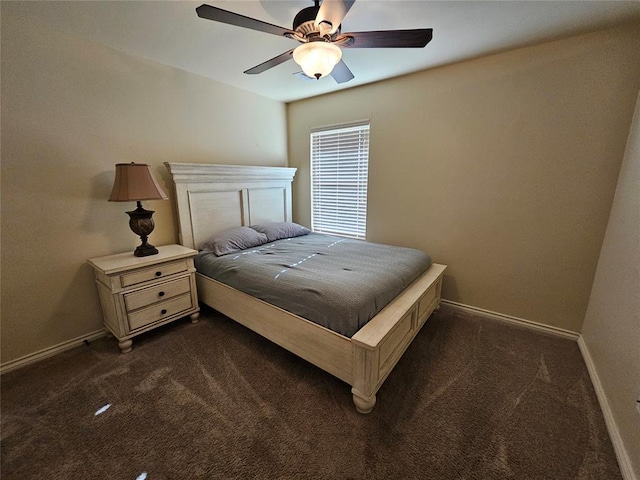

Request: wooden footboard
left=197, top=262, right=446, bottom=413
left=350, top=263, right=446, bottom=413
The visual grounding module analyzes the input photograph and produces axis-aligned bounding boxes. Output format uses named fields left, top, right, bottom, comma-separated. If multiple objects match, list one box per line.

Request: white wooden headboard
left=165, top=163, right=297, bottom=250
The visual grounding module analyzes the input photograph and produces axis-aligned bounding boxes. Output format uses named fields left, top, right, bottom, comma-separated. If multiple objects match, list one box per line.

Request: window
left=310, top=122, right=370, bottom=239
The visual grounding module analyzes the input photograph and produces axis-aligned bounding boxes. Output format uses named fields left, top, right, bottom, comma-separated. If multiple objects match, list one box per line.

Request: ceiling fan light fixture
left=293, top=42, right=342, bottom=80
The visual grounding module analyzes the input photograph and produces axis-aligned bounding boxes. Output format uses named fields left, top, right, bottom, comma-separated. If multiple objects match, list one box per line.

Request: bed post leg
left=352, top=342, right=378, bottom=414
left=352, top=390, right=376, bottom=414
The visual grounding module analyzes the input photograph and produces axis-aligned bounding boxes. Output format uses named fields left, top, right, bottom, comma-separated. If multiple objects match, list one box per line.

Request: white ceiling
left=5, top=1, right=640, bottom=103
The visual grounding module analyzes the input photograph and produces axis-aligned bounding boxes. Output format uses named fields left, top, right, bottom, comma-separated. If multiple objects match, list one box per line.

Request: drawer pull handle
left=155, top=271, right=162, bottom=277
left=161, top=309, right=168, bottom=315
left=158, top=291, right=165, bottom=297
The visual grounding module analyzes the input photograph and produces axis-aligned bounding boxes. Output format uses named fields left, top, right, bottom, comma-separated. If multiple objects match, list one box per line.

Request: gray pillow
left=200, top=226, right=268, bottom=256
left=250, top=222, right=311, bottom=242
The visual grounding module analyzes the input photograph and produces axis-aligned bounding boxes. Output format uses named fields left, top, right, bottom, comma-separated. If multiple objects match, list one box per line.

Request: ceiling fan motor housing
left=293, top=5, right=338, bottom=40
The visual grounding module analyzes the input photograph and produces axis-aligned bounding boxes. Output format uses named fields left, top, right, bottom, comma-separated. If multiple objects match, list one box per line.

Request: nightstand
left=88, top=244, right=200, bottom=353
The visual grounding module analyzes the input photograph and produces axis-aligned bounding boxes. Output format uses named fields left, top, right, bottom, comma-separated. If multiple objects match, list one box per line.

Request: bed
left=165, top=162, right=446, bottom=413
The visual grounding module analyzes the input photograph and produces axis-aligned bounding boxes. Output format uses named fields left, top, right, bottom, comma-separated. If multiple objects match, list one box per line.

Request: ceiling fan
left=196, top=0, right=433, bottom=84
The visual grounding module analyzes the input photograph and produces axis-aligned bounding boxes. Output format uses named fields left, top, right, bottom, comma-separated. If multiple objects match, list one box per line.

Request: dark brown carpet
left=1, top=306, right=621, bottom=479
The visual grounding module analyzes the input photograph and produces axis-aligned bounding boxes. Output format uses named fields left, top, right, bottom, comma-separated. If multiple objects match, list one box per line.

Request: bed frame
left=165, top=162, right=446, bottom=413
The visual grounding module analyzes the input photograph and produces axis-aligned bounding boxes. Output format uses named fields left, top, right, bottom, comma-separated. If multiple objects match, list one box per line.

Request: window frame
left=310, top=121, right=370, bottom=240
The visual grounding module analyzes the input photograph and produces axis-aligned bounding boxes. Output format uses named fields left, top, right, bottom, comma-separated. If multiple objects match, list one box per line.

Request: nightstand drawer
left=120, top=259, right=189, bottom=287
left=124, top=277, right=191, bottom=312
left=128, top=293, right=193, bottom=331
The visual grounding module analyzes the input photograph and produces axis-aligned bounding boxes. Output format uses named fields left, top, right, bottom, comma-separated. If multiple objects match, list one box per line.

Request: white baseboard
left=578, top=337, right=637, bottom=480
left=0, top=329, right=107, bottom=375
left=440, top=300, right=580, bottom=339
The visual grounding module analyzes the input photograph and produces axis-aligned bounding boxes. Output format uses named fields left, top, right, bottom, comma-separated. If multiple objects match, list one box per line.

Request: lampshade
left=293, top=42, right=342, bottom=80
left=108, top=163, right=168, bottom=202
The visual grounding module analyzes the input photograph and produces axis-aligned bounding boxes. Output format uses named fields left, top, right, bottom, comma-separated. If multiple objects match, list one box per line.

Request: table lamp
left=108, top=162, right=168, bottom=257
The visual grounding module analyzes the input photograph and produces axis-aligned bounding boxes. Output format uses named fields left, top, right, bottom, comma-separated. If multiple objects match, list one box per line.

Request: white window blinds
left=310, top=122, right=370, bottom=239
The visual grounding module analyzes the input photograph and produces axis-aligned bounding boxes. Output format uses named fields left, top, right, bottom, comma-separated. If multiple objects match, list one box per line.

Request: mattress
left=195, top=233, right=432, bottom=337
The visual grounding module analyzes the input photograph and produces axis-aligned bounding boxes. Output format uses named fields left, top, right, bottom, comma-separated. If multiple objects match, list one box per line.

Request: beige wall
left=1, top=12, right=287, bottom=364
left=287, top=23, right=640, bottom=333
left=1, top=8, right=638, bottom=364
left=581, top=92, right=640, bottom=477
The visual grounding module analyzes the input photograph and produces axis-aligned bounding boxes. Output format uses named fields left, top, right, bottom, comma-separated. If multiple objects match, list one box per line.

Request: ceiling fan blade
left=196, top=4, right=295, bottom=37
left=338, top=29, right=433, bottom=48
left=315, top=0, right=355, bottom=34
left=244, top=49, right=296, bottom=75
left=330, top=59, right=354, bottom=84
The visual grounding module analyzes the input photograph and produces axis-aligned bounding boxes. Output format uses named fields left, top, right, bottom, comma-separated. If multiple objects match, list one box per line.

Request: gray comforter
left=195, top=233, right=432, bottom=337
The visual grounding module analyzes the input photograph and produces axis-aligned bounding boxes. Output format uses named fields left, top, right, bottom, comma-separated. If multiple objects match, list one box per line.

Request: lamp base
left=134, top=243, right=159, bottom=257
left=127, top=202, right=159, bottom=257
